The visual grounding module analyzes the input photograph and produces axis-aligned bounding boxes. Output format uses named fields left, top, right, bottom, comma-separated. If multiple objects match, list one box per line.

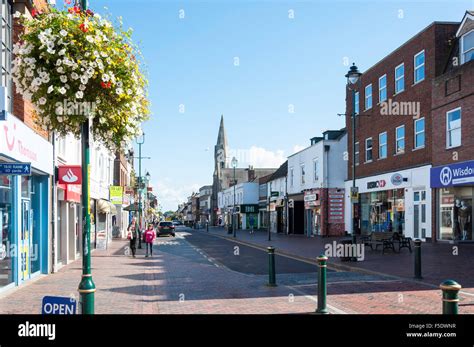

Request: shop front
left=345, top=165, right=432, bottom=240
left=304, top=190, right=321, bottom=237
left=57, top=183, right=81, bottom=266
left=431, top=160, right=474, bottom=242
left=0, top=114, right=52, bottom=292
left=240, top=204, right=259, bottom=230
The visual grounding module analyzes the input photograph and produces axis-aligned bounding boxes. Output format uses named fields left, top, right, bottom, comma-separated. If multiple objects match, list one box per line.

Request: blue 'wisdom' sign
left=431, top=160, right=474, bottom=188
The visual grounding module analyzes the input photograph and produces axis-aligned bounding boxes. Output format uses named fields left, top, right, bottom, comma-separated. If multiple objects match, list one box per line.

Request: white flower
left=71, top=72, right=79, bottom=80
left=47, top=48, right=56, bottom=55
left=38, top=97, right=47, bottom=105
left=13, top=11, right=21, bottom=18
left=57, top=66, right=64, bottom=74
left=56, top=59, right=62, bottom=66
left=58, top=87, right=66, bottom=95
left=60, top=75, right=68, bottom=83
left=116, top=88, right=123, bottom=95
left=79, top=84, right=86, bottom=91
left=47, top=85, right=54, bottom=94
left=75, top=91, right=84, bottom=99
left=80, top=76, right=89, bottom=85
left=86, top=36, right=94, bottom=43
left=59, top=49, right=66, bottom=56
left=60, top=30, right=68, bottom=37
left=127, top=89, right=132, bottom=95
left=101, top=73, right=110, bottom=82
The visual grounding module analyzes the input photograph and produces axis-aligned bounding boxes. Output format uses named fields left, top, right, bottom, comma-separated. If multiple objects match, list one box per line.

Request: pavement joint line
left=202, top=229, right=474, bottom=297
left=285, top=284, right=349, bottom=314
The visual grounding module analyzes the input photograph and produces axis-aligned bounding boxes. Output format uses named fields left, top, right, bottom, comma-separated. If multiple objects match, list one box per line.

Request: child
left=144, top=224, right=156, bottom=257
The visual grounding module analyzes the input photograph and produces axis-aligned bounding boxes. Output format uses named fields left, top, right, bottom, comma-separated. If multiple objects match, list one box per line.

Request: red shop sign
left=58, top=166, right=82, bottom=185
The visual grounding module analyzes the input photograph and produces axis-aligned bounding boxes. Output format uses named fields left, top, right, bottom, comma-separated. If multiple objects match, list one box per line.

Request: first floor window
left=414, top=118, right=425, bottom=149
left=365, top=84, right=372, bottom=110
left=396, top=125, right=405, bottom=154
left=365, top=138, right=373, bottom=162
left=395, top=63, right=405, bottom=94
left=461, top=30, right=474, bottom=64
left=379, top=132, right=387, bottom=159
left=301, top=164, right=306, bottom=185
left=354, top=142, right=359, bottom=166
left=447, top=108, right=461, bottom=148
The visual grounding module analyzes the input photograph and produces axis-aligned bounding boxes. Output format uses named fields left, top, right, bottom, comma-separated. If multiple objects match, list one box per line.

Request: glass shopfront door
left=439, top=187, right=473, bottom=241
left=413, top=191, right=427, bottom=239
left=20, top=199, right=32, bottom=282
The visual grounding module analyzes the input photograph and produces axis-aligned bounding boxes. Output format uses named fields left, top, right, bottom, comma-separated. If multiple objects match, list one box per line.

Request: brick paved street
left=1, top=228, right=473, bottom=314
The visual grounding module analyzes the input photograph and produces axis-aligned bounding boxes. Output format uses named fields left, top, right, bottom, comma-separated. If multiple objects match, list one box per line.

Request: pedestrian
left=144, top=224, right=156, bottom=258
left=249, top=215, right=255, bottom=234
left=127, top=218, right=139, bottom=258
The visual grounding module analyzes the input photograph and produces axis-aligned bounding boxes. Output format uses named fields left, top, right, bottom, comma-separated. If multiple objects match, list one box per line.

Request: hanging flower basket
left=12, top=6, right=150, bottom=150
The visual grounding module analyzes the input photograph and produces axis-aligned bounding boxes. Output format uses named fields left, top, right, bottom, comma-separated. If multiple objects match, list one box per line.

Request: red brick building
left=430, top=11, right=474, bottom=242
left=344, top=17, right=464, bottom=242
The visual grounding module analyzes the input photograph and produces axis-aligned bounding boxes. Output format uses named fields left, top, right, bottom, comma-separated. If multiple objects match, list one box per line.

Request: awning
left=97, top=199, right=117, bottom=215
left=123, top=203, right=140, bottom=212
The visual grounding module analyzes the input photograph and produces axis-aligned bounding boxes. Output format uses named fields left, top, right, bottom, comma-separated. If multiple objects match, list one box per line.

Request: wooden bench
left=366, top=232, right=396, bottom=254
left=392, top=233, right=413, bottom=253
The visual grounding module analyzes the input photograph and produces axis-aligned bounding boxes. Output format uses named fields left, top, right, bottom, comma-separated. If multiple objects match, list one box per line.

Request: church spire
left=216, top=115, right=228, bottom=149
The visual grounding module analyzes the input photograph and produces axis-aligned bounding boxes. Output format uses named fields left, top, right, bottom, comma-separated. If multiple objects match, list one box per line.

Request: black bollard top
left=414, top=239, right=422, bottom=246
left=440, top=280, right=462, bottom=291
left=267, top=246, right=275, bottom=252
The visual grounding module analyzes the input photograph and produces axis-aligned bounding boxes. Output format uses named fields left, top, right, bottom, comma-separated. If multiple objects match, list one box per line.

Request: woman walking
left=144, top=224, right=156, bottom=257
left=127, top=217, right=139, bottom=258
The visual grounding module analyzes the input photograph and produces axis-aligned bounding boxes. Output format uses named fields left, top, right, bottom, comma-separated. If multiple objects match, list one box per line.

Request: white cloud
left=227, top=146, right=286, bottom=168
left=291, top=145, right=306, bottom=154
left=153, top=179, right=200, bottom=212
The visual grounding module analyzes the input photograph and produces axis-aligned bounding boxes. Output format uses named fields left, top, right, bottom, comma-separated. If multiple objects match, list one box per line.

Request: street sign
left=271, top=191, right=279, bottom=197
left=58, top=165, right=82, bottom=184
left=42, top=296, right=76, bottom=315
left=350, top=187, right=359, bottom=203
left=0, top=163, right=31, bottom=175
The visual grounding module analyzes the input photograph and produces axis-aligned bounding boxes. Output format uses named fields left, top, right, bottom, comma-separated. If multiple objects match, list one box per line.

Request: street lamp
left=136, top=132, right=145, bottom=249
left=231, top=157, right=238, bottom=238
left=345, top=63, right=362, bottom=259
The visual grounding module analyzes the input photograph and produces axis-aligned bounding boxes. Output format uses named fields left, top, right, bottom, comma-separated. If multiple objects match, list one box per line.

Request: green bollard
left=440, top=280, right=461, bottom=314
left=414, top=239, right=422, bottom=279
left=316, top=254, right=328, bottom=314
left=267, top=247, right=277, bottom=287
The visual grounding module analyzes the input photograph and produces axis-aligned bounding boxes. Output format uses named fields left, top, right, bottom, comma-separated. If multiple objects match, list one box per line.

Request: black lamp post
left=345, top=63, right=362, bottom=259
left=231, top=157, right=238, bottom=237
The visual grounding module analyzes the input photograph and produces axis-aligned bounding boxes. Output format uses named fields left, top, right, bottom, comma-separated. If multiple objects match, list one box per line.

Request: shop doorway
left=413, top=191, right=427, bottom=239
left=20, top=199, right=32, bottom=283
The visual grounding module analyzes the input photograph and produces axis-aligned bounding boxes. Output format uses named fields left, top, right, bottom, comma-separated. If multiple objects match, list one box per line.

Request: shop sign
left=0, top=114, right=53, bottom=175
left=391, top=173, right=404, bottom=186
left=109, top=186, right=123, bottom=205
left=58, top=183, right=81, bottom=203
left=304, top=194, right=317, bottom=202
left=328, top=189, right=344, bottom=222
left=42, top=296, right=76, bottom=315
left=240, top=204, right=259, bottom=214
left=271, top=191, right=279, bottom=197
left=367, top=180, right=386, bottom=189
left=58, top=165, right=82, bottom=185
left=431, top=160, right=474, bottom=188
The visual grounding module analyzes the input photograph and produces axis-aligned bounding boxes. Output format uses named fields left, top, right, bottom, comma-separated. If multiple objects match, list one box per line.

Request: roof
left=259, top=173, right=274, bottom=184
left=269, top=161, right=288, bottom=181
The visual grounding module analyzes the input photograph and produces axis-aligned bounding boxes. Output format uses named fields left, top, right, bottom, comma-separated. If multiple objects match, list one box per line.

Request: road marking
left=285, top=284, right=349, bottom=314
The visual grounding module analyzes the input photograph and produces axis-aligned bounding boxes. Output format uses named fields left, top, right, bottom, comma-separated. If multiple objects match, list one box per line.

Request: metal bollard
left=414, top=239, right=422, bottom=279
left=267, top=247, right=277, bottom=287
left=316, top=254, right=328, bottom=314
left=440, top=280, right=461, bottom=314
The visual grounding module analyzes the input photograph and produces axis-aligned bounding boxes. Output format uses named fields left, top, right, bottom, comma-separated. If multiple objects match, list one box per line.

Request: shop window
left=360, top=189, right=405, bottom=235
left=439, top=188, right=473, bottom=241
left=290, top=168, right=294, bottom=187
left=0, top=174, right=13, bottom=288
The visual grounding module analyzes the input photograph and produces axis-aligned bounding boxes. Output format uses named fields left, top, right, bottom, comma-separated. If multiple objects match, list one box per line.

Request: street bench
left=365, top=232, right=396, bottom=254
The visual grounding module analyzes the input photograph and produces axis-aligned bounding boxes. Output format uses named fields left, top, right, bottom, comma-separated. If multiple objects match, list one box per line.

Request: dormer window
left=461, top=29, right=474, bottom=64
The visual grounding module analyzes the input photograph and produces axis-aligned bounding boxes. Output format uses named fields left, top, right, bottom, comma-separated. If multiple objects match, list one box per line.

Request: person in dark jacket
left=127, top=218, right=139, bottom=258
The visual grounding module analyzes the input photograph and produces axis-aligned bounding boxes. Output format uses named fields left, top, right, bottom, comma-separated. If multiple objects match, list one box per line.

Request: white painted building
left=218, top=182, right=259, bottom=230
left=287, top=130, right=347, bottom=236
left=266, top=161, right=287, bottom=234
left=89, top=140, right=116, bottom=250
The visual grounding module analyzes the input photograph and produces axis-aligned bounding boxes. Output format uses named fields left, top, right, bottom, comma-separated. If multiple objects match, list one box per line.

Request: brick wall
left=346, top=23, right=459, bottom=180
left=12, top=0, right=50, bottom=140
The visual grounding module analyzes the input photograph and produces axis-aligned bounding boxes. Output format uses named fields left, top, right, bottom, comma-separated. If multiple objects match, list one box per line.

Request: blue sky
left=80, top=0, right=471, bottom=211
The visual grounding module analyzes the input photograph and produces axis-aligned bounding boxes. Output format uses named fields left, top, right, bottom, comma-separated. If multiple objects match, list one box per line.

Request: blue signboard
left=42, top=296, right=77, bottom=315
left=0, top=163, right=31, bottom=176
left=431, top=160, right=474, bottom=188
